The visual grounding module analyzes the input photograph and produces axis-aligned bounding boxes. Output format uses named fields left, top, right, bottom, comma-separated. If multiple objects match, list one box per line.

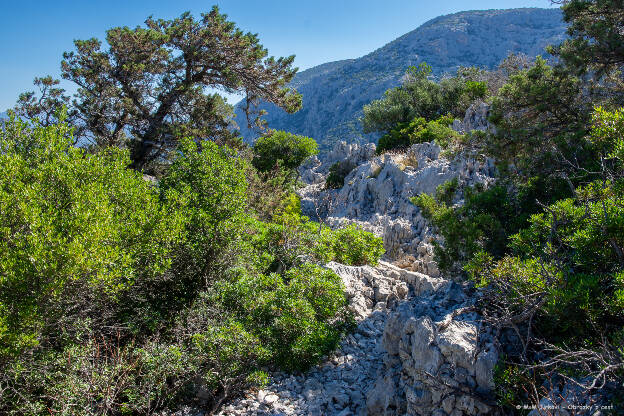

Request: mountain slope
left=234, top=8, right=566, bottom=152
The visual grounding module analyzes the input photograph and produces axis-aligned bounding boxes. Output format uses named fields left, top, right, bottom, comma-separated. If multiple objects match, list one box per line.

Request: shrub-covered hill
left=234, top=8, right=566, bottom=153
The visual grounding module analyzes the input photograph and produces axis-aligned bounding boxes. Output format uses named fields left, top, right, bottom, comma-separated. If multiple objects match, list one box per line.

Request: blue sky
left=0, top=0, right=558, bottom=111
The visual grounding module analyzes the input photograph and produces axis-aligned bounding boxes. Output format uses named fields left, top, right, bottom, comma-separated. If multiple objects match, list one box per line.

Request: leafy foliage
left=376, top=115, right=459, bottom=154
left=0, top=113, right=384, bottom=414
left=362, top=63, right=488, bottom=135
left=325, top=160, right=357, bottom=189
left=485, top=57, right=594, bottom=181
left=159, top=137, right=248, bottom=285
left=552, top=0, right=624, bottom=79
left=15, top=7, right=302, bottom=170
left=473, top=178, right=624, bottom=343
left=0, top=115, right=181, bottom=357
left=243, top=199, right=385, bottom=272
left=412, top=176, right=572, bottom=275
left=329, top=224, right=386, bottom=266
left=213, top=264, right=353, bottom=372
left=252, top=130, right=318, bottom=175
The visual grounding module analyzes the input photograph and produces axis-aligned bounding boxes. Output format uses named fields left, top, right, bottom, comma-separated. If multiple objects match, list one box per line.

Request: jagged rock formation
left=299, top=141, right=495, bottom=277
left=234, top=8, right=566, bottom=153
left=299, top=102, right=495, bottom=278
left=215, top=261, right=496, bottom=416
left=300, top=141, right=376, bottom=185
left=368, top=282, right=498, bottom=415
left=210, top=109, right=502, bottom=415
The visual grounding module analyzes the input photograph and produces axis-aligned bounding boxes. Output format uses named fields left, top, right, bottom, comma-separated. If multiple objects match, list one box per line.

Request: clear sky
left=0, top=0, right=558, bottom=111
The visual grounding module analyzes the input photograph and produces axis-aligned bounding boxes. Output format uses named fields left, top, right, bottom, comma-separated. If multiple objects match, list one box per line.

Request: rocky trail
left=215, top=260, right=497, bottom=416
left=212, top=106, right=502, bottom=416
left=198, top=103, right=616, bottom=416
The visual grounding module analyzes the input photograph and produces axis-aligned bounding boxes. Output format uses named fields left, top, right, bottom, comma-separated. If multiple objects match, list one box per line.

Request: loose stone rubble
left=213, top=108, right=501, bottom=415
left=215, top=261, right=497, bottom=416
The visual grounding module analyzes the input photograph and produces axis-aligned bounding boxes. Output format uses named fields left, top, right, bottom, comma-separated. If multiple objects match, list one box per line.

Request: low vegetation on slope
left=0, top=114, right=384, bottom=415
left=0, top=8, right=384, bottom=415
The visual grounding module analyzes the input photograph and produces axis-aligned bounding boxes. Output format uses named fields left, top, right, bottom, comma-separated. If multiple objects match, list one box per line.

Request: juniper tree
left=552, top=0, right=624, bottom=77
left=16, top=6, right=302, bottom=170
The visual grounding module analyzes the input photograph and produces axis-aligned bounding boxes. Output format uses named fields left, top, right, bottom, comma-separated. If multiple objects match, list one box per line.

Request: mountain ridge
left=234, top=7, right=567, bottom=152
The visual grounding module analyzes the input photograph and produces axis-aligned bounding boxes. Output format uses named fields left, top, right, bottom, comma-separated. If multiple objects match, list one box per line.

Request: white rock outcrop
left=300, top=139, right=495, bottom=276
left=213, top=126, right=501, bottom=415
left=299, top=141, right=376, bottom=185
left=214, top=260, right=497, bottom=416
left=367, top=283, right=498, bottom=415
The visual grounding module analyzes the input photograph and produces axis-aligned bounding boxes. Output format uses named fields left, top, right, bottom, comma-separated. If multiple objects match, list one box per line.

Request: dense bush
left=329, top=224, right=386, bottom=266
left=159, top=137, right=248, bottom=287
left=470, top=178, right=624, bottom=344
left=412, top=176, right=571, bottom=275
left=470, top=108, right=624, bottom=345
left=252, top=130, right=318, bottom=175
left=376, top=115, right=459, bottom=154
left=444, top=107, right=623, bottom=409
left=0, top=116, right=182, bottom=357
left=213, top=264, right=354, bottom=372
left=0, top=116, right=384, bottom=414
left=325, top=159, right=357, bottom=189
left=362, top=63, right=489, bottom=135
left=244, top=196, right=385, bottom=271
left=245, top=161, right=298, bottom=221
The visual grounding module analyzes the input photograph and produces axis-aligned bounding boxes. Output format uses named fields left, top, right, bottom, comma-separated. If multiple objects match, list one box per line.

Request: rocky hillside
left=211, top=103, right=603, bottom=415
left=212, top=105, right=499, bottom=415
left=234, top=8, right=566, bottom=153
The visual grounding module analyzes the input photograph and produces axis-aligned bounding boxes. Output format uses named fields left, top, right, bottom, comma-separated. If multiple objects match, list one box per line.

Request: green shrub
left=470, top=108, right=624, bottom=344
left=329, top=224, right=385, bottom=266
left=0, top=117, right=381, bottom=414
left=212, top=264, right=353, bottom=372
left=0, top=117, right=182, bottom=357
left=242, top=196, right=384, bottom=271
left=252, top=130, right=318, bottom=174
left=376, top=115, right=459, bottom=154
left=245, top=160, right=297, bottom=221
left=464, top=80, right=488, bottom=100
left=412, top=176, right=572, bottom=275
left=362, top=63, right=491, bottom=135
left=325, top=160, right=357, bottom=189
left=466, top=108, right=624, bottom=405
left=479, top=182, right=624, bottom=342
left=159, top=137, right=247, bottom=285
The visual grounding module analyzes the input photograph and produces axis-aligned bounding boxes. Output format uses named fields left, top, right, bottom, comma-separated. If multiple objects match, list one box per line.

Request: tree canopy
left=552, top=0, right=624, bottom=77
left=15, top=7, right=302, bottom=170
left=252, top=130, right=318, bottom=174
left=361, top=63, right=488, bottom=135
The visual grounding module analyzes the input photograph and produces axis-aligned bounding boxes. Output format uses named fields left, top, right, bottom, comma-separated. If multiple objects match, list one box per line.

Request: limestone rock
left=436, top=321, right=478, bottom=373
left=300, top=141, right=495, bottom=277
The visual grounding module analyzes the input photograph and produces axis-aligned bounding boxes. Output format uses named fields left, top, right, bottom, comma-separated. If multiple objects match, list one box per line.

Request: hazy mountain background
left=234, top=8, right=567, bottom=153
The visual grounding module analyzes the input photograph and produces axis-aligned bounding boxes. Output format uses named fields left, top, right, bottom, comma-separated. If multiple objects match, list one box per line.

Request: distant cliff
left=234, top=8, right=566, bottom=153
